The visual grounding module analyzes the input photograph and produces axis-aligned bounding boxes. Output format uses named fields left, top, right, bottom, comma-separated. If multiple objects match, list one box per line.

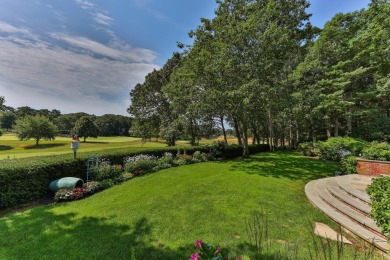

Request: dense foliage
left=72, top=116, right=99, bottom=142
left=366, top=176, right=390, bottom=236
left=129, top=0, right=390, bottom=156
left=0, top=98, right=131, bottom=137
left=13, top=115, right=58, bottom=146
left=318, top=137, right=366, bottom=162
left=361, top=141, right=390, bottom=161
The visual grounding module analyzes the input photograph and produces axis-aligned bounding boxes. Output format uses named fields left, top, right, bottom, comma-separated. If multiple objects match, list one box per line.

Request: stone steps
left=305, top=174, right=389, bottom=253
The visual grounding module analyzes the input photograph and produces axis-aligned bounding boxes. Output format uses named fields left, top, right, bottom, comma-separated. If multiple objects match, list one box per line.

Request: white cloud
left=0, top=31, right=159, bottom=115
left=94, top=13, right=113, bottom=26
left=74, top=0, right=94, bottom=10
left=49, top=33, right=156, bottom=63
left=0, top=21, right=30, bottom=34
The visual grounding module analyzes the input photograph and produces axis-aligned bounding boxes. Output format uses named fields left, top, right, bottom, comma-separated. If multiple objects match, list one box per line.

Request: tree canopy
left=128, top=0, right=390, bottom=155
left=13, top=115, right=58, bottom=146
left=72, top=116, right=99, bottom=142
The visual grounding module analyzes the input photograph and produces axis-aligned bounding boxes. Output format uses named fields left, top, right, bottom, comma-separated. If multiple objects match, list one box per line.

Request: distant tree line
left=128, top=0, right=390, bottom=156
left=0, top=98, right=132, bottom=138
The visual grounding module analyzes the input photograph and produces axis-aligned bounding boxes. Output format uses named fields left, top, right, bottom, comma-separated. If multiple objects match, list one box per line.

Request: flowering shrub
left=132, top=169, right=144, bottom=177
left=190, top=240, right=241, bottom=260
left=124, top=154, right=158, bottom=164
left=158, top=152, right=174, bottom=168
left=84, top=181, right=101, bottom=194
left=54, top=188, right=86, bottom=202
left=124, top=154, right=159, bottom=174
left=94, top=163, right=123, bottom=181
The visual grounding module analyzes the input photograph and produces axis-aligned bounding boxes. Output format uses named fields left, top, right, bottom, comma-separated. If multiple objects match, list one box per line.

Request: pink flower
left=195, top=240, right=202, bottom=249
left=238, top=256, right=242, bottom=260
left=215, top=248, right=221, bottom=254
left=189, top=252, right=199, bottom=260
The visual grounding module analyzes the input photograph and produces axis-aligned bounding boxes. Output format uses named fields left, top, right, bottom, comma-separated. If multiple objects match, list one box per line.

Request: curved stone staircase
left=305, top=174, right=389, bottom=254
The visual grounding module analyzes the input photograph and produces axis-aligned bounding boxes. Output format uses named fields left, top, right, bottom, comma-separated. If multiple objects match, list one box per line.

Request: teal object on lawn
left=49, top=177, right=84, bottom=192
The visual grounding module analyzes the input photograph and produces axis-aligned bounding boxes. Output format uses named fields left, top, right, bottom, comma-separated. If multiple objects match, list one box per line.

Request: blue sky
left=0, top=0, right=370, bottom=116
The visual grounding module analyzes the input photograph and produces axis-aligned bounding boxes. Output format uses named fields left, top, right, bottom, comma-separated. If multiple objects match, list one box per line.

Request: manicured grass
left=0, top=134, right=166, bottom=159
left=0, top=133, right=233, bottom=160
left=0, top=152, right=374, bottom=259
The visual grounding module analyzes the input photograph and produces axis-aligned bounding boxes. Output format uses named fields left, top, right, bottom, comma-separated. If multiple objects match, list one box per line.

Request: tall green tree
left=0, top=111, right=16, bottom=131
left=15, top=106, right=36, bottom=118
left=54, top=112, right=89, bottom=134
left=94, top=114, right=132, bottom=136
left=180, top=0, right=312, bottom=154
left=72, top=116, right=99, bottom=142
left=0, top=96, right=4, bottom=111
left=13, top=115, right=58, bottom=146
left=128, top=53, right=182, bottom=146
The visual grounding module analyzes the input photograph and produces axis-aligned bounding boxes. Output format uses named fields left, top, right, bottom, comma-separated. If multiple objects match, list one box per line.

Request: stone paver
left=314, top=222, right=353, bottom=244
left=305, top=174, right=389, bottom=253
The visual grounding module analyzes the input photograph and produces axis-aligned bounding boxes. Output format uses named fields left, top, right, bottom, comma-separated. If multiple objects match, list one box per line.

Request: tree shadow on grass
left=23, top=143, right=66, bottom=150
left=82, top=141, right=109, bottom=144
left=0, top=206, right=190, bottom=259
left=227, top=152, right=340, bottom=183
left=0, top=145, right=12, bottom=151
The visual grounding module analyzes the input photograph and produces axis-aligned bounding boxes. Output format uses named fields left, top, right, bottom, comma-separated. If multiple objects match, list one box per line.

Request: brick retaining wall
left=356, top=158, right=390, bottom=176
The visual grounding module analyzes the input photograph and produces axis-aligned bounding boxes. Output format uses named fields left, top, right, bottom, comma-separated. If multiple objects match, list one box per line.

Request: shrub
left=361, top=141, right=390, bottom=161
left=212, top=141, right=228, bottom=157
left=172, top=157, right=189, bottom=167
left=93, top=163, right=123, bottom=181
left=340, top=156, right=357, bottom=175
left=192, top=151, right=203, bottom=162
left=122, top=172, right=133, bottom=181
left=318, top=137, right=366, bottom=162
left=84, top=181, right=101, bottom=195
left=297, top=142, right=322, bottom=157
left=124, top=154, right=159, bottom=174
left=0, top=156, right=85, bottom=208
left=366, top=177, right=390, bottom=236
left=99, top=179, right=115, bottom=190
left=158, top=152, right=174, bottom=168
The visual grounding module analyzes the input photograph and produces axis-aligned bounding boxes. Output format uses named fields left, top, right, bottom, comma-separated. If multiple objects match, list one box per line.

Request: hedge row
left=0, top=144, right=269, bottom=208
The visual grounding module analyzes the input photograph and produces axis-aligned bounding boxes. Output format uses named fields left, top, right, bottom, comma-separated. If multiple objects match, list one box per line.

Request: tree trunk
left=325, top=114, right=331, bottom=138
left=346, top=112, right=352, bottom=135
left=334, top=117, right=339, bottom=137
left=35, top=139, right=39, bottom=146
left=268, top=110, right=274, bottom=151
left=233, top=118, right=242, bottom=145
left=190, top=119, right=196, bottom=146
left=220, top=116, right=228, bottom=143
left=241, top=124, right=250, bottom=158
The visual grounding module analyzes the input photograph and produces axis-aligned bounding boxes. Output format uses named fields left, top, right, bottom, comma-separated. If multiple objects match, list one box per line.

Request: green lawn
left=0, top=133, right=222, bottom=160
left=0, top=134, right=167, bottom=159
left=0, top=152, right=377, bottom=259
